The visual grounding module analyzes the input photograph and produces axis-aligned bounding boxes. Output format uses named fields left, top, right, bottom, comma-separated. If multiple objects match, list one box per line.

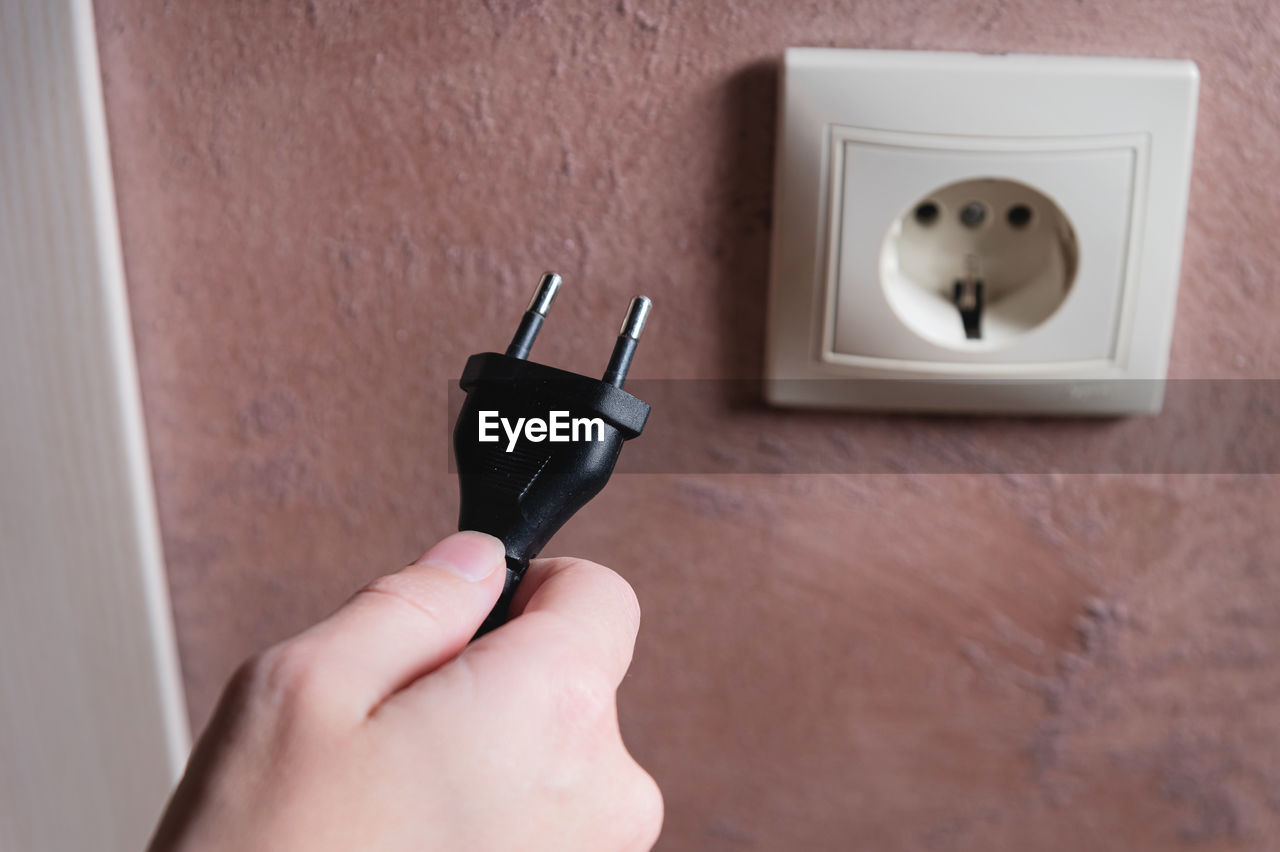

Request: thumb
left=297, top=531, right=507, bottom=712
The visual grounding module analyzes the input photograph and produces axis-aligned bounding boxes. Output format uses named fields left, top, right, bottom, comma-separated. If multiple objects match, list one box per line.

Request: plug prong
left=505, top=272, right=562, bottom=359
left=602, top=295, right=652, bottom=387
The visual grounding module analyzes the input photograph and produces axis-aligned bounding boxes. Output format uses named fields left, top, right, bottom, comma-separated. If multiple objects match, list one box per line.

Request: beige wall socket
left=765, top=48, right=1200, bottom=415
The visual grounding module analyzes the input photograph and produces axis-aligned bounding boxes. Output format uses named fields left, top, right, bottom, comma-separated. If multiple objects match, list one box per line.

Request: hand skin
left=148, top=532, right=663, bottom=852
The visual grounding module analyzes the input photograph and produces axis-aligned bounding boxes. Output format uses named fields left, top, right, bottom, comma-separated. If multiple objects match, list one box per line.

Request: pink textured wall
left=95, top=2, right=1280, bottom=849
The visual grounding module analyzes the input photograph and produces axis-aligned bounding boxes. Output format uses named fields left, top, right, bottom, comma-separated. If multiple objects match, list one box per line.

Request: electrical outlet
left=765, top=49, right=1200, bottom=415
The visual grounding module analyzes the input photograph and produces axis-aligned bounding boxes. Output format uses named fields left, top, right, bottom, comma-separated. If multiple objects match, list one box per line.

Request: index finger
left=471, top=556, right=642, bottom=688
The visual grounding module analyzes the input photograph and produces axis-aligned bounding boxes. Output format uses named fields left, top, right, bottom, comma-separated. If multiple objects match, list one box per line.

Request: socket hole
left=913, top=201, right=940, bottom=226
left=959, top=201, right=987, bottom=228
left=1007, top=204, right=1033, bottom=228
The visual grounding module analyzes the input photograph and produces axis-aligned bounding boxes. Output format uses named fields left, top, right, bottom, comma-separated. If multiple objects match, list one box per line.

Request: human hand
left=148, top=531, right=662, bottom=851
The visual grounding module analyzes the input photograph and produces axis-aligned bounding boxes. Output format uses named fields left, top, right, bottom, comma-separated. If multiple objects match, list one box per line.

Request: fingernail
left=417, top=531, right=504, bottom=581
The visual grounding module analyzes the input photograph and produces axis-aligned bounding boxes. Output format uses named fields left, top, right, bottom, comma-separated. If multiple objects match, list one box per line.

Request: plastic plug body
left=453, top=274, right=651, bottom=635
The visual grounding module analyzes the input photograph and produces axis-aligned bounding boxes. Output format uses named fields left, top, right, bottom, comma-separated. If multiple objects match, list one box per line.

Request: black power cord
left=453, top=273, right=652, bottom=636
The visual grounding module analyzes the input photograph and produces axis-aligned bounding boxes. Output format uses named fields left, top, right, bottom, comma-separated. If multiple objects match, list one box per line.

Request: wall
left=95, top=1, right=1280, bottom=849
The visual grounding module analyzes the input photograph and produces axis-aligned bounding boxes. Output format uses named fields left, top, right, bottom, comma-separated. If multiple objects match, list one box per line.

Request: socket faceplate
left=765, top=49, right=1200, bottom=415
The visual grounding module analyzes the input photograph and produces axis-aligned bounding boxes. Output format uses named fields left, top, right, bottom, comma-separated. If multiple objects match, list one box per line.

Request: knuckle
left=360, top=572, right=417, bottom=603
left=563, top=559, right=641, bottom=633
left=552, top=558, right=642, bottom=627
left=356, top=573, right=444, bottom=626
left=620, top=765, right=665, bottom=850
left=549, top=667, right=617, bottom=733
left=223, top=653, right=264, bottom=708
left=359, top=571, right=404, bottom=597
left=246, top=638, right=335, bottom=711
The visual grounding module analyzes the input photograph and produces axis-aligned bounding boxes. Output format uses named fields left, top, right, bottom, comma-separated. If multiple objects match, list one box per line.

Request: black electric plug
left=453, top=273, right=652, bottom=636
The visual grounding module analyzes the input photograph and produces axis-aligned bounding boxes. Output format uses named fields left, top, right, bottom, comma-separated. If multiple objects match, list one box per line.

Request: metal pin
left=618, top=295, right=651, bottom=339
left=506, top=272, right=562, bottom=359
left=603, top=296, right=652, bottom=387
left=526, top=272, right=561, bottom=317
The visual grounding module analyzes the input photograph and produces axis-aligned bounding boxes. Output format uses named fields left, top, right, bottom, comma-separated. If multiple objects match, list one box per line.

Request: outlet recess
left=765, top=49, right=1200, bottom=415
left=883, top=177, right=1079, bottom=349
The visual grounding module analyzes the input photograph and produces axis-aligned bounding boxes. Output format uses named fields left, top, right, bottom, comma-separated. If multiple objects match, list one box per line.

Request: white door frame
left=0, top=0, right=190, bottom=849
